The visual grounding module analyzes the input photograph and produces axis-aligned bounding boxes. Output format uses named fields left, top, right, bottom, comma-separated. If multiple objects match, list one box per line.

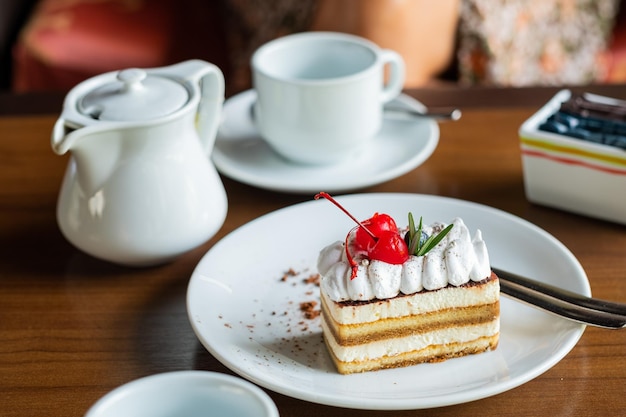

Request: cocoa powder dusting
left=299, top=301, right=320, bottom=320
left=279, top=268, right=321, bottom=320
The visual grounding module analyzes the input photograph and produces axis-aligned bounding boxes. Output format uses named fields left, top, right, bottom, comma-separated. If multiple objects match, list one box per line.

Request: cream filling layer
left=321, top=277, right=499, bottom=326
left=322, top=318, right=500, bottom=363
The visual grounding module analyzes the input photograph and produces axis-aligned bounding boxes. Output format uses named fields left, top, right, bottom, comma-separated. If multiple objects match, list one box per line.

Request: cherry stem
left=314, top=192, right=378, bottom=240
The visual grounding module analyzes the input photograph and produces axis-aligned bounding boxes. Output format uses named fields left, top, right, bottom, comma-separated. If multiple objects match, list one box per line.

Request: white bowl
left=519, top=89, right=626, bottom=224
left=84, top=371, right=279, bottom=417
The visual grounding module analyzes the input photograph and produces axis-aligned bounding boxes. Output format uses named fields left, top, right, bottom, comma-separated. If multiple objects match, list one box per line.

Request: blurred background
left=1, top=0, right=625, bottom=97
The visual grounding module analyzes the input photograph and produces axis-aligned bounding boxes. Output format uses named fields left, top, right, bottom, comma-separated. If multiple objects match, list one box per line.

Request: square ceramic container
left=519, top=89, right=626, bottom=225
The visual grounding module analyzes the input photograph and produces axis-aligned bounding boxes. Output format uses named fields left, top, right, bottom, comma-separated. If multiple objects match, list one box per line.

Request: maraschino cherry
left=354, top=212, right=397, bottom=252
left=367, top=230, right=409, bottom=264
left=315, top=192, right=409, bottom=278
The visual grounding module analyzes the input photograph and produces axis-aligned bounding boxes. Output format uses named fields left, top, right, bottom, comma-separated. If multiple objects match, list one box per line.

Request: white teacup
left=251, top=31, right=405, bottom=165
left=84, top=371, right=279, bottom=417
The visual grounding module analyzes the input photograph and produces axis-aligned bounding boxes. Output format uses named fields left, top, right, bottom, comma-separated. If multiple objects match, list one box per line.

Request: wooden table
left=1, top=86, right=625, bottom=417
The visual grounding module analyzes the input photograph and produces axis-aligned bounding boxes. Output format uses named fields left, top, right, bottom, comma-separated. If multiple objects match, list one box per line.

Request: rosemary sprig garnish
left=407, top=213, right=454, bottom=256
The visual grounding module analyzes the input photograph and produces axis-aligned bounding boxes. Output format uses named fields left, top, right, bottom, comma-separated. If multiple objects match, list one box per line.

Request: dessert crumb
left=280, top=268, right=298, bottom=281
left=303, top=273, right=320, bottom=286
left=300, top=301, right=320, bottom=319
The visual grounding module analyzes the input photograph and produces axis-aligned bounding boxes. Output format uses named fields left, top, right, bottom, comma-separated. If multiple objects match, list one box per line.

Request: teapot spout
left=52, top=119, right=121, bottom=196
left=52, top=117, right=78, bottom=156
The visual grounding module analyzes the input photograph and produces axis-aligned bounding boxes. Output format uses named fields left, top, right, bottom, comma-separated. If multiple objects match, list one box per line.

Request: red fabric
left=12, top=0, right=227, bottom=92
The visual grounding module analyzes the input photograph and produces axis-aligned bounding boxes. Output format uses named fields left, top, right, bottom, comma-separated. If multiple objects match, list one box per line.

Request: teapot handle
left=195, top=63, right=225, bottom=155
left=153, top=60, right=225, bottom=154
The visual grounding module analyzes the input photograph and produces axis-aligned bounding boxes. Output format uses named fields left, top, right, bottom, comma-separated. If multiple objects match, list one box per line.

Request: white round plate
left=187, top=193, right=589, bottom=410
left=212, top=90, right=439, bottom=193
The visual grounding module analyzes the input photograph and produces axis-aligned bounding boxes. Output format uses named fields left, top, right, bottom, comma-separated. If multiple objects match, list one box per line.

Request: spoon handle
left=384, top=105, right=462, bottom=121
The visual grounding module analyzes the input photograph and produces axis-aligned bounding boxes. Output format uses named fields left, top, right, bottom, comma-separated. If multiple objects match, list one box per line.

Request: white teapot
left=52, top=60, right=228, bottom=266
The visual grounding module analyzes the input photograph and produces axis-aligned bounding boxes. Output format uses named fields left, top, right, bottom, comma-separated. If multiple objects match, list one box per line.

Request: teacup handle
left=379, top=49, right=405, bottom=103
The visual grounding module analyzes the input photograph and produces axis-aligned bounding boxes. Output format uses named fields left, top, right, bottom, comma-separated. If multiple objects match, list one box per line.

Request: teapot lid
left=78, top=68, right=188, bottom=121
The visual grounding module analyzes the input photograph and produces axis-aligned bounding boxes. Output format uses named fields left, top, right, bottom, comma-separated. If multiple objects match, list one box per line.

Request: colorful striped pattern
left=520, top=136, right=626, bottom=176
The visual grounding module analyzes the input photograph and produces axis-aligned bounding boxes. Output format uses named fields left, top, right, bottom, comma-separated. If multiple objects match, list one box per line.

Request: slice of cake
left=315, top=193, right=500, bottom=374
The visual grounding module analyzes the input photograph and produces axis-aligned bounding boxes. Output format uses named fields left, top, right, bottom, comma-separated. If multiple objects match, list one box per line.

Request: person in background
left=218, top=0, right=460, bottom=93
left=221, top=0, right=620, bottom=91
left=310, top=0, right=460, bottom=88
left=10, top=0, right=622, bottom=94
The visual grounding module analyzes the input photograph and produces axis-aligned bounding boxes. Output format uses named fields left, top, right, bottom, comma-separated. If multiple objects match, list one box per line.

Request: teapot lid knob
left=118, top=68, right=147, bottom=91
left=78, top=68, right=188, bottom=121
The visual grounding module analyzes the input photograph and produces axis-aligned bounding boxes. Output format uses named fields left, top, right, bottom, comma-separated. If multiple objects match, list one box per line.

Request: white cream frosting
left=317, top=218, right=491, bottom=302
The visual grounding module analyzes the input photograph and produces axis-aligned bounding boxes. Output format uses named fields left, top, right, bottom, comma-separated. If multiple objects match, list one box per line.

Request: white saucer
left=212, top=90, right=439, bottom=193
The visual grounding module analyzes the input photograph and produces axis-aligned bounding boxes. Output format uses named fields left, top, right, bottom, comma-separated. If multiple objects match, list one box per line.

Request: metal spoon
left=384, top=105, right=462, bottom=121
left=249, top=101, right=462, bottom=122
